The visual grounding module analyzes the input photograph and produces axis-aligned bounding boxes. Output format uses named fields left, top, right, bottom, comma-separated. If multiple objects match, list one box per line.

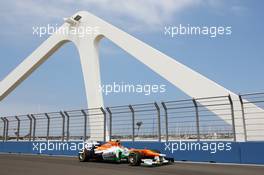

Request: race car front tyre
left=166, top=157, right=175, bottom=163
left=128, top=152, right=141, bottom=166
left=79, top=149, right=90, bottom=162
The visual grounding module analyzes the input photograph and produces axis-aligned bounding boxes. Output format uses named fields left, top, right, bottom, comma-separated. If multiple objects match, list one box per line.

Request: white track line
left=174, top=161, right=264, bottom=167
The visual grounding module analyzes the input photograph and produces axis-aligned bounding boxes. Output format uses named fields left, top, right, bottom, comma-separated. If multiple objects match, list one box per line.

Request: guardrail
left=0, top=92, right=264, bottom=142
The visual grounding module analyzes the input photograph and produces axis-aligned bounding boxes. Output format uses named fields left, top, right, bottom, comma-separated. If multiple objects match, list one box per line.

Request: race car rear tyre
left=128, top=152, right=141, bottom=166
left=79, top=149, right=90, bottom=162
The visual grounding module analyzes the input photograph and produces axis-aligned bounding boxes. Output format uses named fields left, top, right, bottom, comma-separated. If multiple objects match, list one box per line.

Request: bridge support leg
left=77, top=35, right=105, bottom=141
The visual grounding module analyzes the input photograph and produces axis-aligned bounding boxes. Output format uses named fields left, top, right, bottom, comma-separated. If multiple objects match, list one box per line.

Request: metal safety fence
left=1, top=92, right=264, bottom=142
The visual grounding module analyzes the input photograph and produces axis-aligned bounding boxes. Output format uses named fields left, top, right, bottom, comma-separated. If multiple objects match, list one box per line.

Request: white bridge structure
left=0, top=11, right=262, bottom=141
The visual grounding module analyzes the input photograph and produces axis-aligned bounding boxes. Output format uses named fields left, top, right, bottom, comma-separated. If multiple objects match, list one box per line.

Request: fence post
left=4, top=117, right=9, bottom=141
left=31, top=114, right=36, bottom=141
left=45, top=113, right=50, bottom=140
left=5, top=118, right=9, bottom=141
left=4, top=118, right=9, bottom=141
left=161, top=102, right=169, bottom=142
left=81, top=110, right=87, bottom=141
left=60, top=111, right=65, bottom=141
left=238, top=95, right=247, bottom=141
left=100, top=108, right=107, bottom=142
left=27, top=115, right=32, bottom=141
left=192, top=98, right=200, bottom=141
left=129, top=105, right=135, bottom=142
left=1, top=117, right=6, bottom=142
left=15, top=116, right=20, bottom=141
left=64, top=111, right=70, bottom=141
left=154, top=102, right=161, bottom=142
left=228, top=95, right=236, bottom=142
left=106, top=108, right=112, bottom=141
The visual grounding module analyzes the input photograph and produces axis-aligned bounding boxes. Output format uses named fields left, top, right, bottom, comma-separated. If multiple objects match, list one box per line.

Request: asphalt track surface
left=0, top=154, right=263, bottom=175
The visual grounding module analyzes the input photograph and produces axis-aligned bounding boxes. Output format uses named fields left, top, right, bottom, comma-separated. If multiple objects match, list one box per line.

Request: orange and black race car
left=78, top=140, right=174, bottom=166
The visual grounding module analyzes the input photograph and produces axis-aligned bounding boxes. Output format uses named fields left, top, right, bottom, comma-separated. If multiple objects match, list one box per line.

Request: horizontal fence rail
left=1, top=92, right=264, bottom=142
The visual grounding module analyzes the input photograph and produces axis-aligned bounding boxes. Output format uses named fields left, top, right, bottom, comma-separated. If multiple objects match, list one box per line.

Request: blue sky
left=0, top=0, right=264, bottom=116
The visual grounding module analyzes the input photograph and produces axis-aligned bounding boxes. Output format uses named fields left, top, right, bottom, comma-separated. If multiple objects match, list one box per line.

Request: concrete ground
left=0, top=154, right=263, bottom=175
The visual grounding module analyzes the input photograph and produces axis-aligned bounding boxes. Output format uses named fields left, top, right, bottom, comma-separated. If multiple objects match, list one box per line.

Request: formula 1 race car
left=78, top=140, right=174, bottom=166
